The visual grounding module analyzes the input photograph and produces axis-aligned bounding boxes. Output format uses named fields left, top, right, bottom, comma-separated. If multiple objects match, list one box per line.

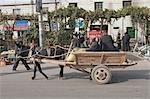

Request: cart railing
left=73, top=52, right=127, bottom=66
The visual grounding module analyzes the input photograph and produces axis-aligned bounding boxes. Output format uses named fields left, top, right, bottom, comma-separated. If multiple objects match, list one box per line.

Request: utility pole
left=54, top=0, right=59, bottom=43
left=31, top=0, right=34, bottom=15
left=36, top=0, right=43, bottom=47
left=38, top=12, right=43, bottom=47
left=55, top=0, right=58, bottom=12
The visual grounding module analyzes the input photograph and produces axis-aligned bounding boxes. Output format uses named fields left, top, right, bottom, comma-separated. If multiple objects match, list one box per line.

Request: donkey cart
left=41, top=51, right=137, bottom=84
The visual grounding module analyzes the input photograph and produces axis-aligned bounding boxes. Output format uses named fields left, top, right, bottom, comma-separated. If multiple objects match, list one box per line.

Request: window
left=94, top=2, right=103, bottom=11
left=69, top=3, right=77, bottom=7
left=123, top=1, right=132, bottom=8
left=13, top=9, right=20, bottom=15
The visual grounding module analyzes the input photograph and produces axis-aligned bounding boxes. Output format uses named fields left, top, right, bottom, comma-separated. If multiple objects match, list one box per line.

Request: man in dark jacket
left=122, top=32, right=130, bottom=51
left=13, top=41, right=31, bottom=71
left=116, top=32, right=121, bottom=50
left=101, top=31, right=118, bottom=51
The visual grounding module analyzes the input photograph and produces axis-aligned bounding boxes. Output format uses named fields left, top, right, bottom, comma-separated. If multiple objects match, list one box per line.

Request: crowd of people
left=72, top=30, right=131, bottom=52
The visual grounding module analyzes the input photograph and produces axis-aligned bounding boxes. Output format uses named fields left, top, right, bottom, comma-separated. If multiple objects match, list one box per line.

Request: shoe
left=89, top=76, right=92, bottom=80
left=27, top=68, right=31, bottom=70
left=58, top=77, right=64, bottom=80
left=13, top=69, right=17, bottom=71
left=46, top=77, right=48, bottom=80
left=32, top=77, right=35, bottom=80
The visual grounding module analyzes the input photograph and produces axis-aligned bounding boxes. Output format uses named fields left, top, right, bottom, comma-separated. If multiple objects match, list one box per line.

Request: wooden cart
left=41, top=52, right=137, bottom=84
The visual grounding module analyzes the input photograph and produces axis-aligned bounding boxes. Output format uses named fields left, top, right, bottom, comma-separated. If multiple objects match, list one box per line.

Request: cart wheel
left=91, top=65, right=111, bottom=84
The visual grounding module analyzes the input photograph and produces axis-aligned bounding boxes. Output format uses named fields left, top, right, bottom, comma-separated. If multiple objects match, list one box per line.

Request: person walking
left=30, top=40, right=48, bottom=80
left=13, top=41, right=31, bottom=71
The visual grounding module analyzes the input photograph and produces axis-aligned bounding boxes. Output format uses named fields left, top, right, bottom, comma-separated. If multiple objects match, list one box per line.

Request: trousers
left=32, top=60, right=48, bottom=79
left=13, top=58, right=30, bottom=70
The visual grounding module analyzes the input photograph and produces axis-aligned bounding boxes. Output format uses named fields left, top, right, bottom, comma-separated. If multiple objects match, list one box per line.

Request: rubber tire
left=91, top=65, right=112, bottom=84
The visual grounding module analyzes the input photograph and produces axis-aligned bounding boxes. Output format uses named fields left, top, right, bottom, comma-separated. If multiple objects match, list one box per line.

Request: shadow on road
left=111, top=70, right=150, bottom=83
left=0, top=66, right=58, bottom=76
left=51, top=70, right=150, bottom=84
left=1, top=68, right=149, bottom=84
left=63, top=72, right=89, bottom=80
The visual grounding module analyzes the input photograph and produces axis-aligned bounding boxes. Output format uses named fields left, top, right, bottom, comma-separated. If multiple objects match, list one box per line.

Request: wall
left=0, top=0, right=58, bottom=15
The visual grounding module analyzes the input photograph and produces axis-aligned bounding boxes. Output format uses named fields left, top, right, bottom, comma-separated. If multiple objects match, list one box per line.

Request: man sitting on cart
left=100, top=30, right=118, bottom=51
left=86, top=30, right=118, bottom=52
left=86, top=37, right=102, bottom=51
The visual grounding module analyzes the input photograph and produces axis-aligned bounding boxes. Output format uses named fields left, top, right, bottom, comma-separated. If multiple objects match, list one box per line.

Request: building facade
left=0, top=0, right=60, bottom=41
left=0, top=0, right=59, bottom=15
left=61, top=0, right=150, bottom=41
left=0, top=0, right=150, bottom=41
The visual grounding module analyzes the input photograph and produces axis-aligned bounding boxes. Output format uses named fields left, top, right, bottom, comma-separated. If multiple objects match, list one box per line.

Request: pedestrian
left=72, top=34, right=80, bottom=48
left=30, top=40, right=48, bottom=80
left=13, top=41, right=31, bottom=71
left=122, top=32, right=130, bottom=51
left=83, top=38, right=90, bottom=48
left=79, top=34, right=85, bottom=48
left=116, top=32, right=121, bottom=50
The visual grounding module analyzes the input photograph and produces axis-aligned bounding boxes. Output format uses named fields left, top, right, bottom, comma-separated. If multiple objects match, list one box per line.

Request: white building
left=0, top=0, right=60, bottom=15
left=0, top=0, right=150, bottom=41
left=61, top=0, right=150, bottom=41
left=0, top=0, right=60, bottom=39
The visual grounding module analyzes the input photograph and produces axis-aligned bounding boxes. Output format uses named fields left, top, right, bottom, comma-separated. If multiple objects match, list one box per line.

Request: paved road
left=0, top=60, right=150, bottom=99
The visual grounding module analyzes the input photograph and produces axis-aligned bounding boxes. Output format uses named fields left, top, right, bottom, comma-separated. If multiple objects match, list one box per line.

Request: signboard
left=12, top=31, right=18, bottom=39
left=43, top=22, right=50, bottom=31
left=0, top=25, right=13, bottom=31
left=87, top=30, right=102, bottom=38
left=50, top=21, right=58, bottom=31
left=127, top=27, right=135, bottom=38
left=14, top=20, right=28, bottom=31
left=0, top=21, right=14, bottom=31
left=75, top=18, right=84, bottom=28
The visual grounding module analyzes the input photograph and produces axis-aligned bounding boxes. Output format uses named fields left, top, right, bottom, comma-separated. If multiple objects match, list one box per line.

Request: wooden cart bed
left=72, top=52, right=136, bottom=67
left=41, top=52, right=136, bottom=67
